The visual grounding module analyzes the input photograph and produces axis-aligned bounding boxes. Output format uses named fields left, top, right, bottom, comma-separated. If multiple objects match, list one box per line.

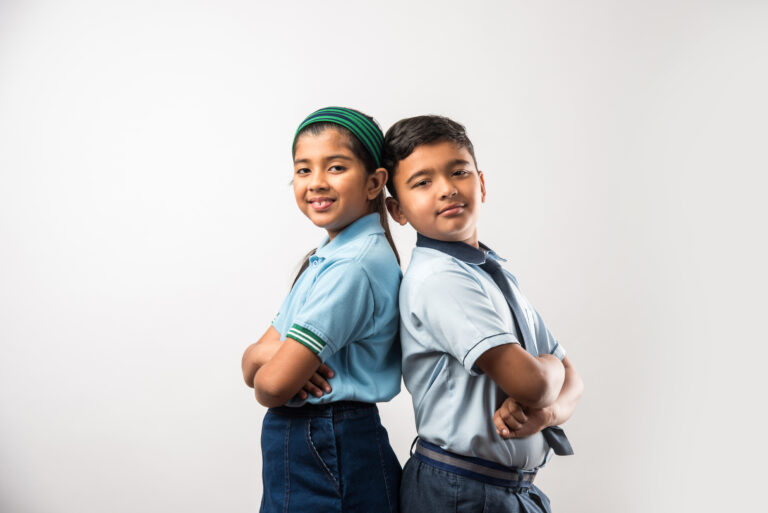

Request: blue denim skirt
left=260, top=401, right=401, bottom=513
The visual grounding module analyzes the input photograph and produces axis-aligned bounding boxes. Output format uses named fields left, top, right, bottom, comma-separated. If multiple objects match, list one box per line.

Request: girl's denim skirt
left=260, top=400, right=401, bottom=513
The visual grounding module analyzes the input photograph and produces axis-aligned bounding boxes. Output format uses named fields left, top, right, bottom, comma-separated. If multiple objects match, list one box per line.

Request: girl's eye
left=295, top=168, right=310, bottom=175
left=413, top=180, right=430, bottom=188
left=329, top=165, right=346, bottom=173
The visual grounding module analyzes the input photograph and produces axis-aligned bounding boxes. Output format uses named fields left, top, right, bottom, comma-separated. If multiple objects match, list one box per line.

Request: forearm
left=547, top=357, right=583, bottom=425
left=241, top=326, right=283, bottom=388
left=476, top=344, right=565, bottom=409
left=253, top=338, right=322, bottom=407
left=528, top=354, right=566, bottom=408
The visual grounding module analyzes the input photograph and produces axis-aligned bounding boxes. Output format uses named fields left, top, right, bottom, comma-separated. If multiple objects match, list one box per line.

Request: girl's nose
left=308, top=170, right=329, bottom=191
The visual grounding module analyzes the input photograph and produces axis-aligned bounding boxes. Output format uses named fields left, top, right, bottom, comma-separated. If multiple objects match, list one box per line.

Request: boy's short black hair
left=382, top=115, right=477, bottom=199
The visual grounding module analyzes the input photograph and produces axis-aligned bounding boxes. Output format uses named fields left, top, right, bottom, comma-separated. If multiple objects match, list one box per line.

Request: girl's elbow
left=255, top=390, right=287, bottom=408
left=253, top=373, right=293, bottom=408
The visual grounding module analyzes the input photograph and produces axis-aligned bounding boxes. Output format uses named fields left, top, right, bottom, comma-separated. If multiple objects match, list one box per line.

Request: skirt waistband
left=268, top=400, right=376, bottom=418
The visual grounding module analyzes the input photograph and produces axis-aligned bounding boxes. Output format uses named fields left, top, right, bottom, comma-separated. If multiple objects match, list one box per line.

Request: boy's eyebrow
left=404, top=159, right=474, bottom=184
left=447, top=159, right=472, bottom=167
left=405, top=169, right=433, bottom=184
left=294, top=155, right=354, bottom=165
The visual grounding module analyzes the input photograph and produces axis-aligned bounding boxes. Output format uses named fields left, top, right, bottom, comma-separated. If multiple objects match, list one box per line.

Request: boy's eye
left=295, top=168, right=310, bottom=175
left=453, top=169, right=470, bottom=176
left=413, top=180, right=430, bottom=188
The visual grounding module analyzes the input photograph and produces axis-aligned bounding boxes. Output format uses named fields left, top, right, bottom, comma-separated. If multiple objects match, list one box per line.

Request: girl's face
left=293, top=128, right=381, bottom=239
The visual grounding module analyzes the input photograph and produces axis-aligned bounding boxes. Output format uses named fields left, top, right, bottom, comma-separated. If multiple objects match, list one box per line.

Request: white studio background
left=1, top=1, right=766, bottom=512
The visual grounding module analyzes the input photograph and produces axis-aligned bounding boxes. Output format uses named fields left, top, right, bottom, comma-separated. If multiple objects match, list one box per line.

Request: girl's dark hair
left=291, top=117, right=400, bottom=286
left=382, top=115, right=477, bottom=200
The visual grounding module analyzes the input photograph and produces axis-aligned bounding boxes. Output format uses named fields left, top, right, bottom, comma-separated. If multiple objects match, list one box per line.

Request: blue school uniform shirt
left=399, top=234, right=566, bottom=470
left=272, top=213, right=402, bottom=405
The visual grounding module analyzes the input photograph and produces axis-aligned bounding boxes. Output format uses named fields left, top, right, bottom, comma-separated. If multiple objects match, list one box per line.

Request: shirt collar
left=315, top=213, right=384, bottom=259
left=415, top=233, right=506, bottom=264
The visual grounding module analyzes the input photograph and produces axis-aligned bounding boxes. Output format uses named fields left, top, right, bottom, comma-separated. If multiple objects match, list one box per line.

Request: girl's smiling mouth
left=308, top=197, right=336, bottom=211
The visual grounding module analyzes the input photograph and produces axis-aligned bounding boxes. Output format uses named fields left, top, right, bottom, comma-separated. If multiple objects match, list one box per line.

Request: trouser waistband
left=412, top=438, right=538, bottom=489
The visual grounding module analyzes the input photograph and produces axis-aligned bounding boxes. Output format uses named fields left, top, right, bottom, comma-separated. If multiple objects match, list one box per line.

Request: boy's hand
left=295, top=364, right=335, bottom=400
left=493, top=398, right=555, bottom=439
left=509, top=406, right=554, bottom=438
left=493, top=398, right=528, bottom=438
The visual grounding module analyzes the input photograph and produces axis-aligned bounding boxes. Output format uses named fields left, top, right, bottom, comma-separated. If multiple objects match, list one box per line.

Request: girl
left=241, top=107, right=402, bottom=513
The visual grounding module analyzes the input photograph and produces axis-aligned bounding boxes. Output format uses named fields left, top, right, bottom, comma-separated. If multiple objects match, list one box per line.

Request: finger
left=498, top=405, right=525, bottom=430
left=500, top=400, right=527, bottom=423
left=493, top=410, right=511, bottom=439
left=509, top=425, right=533, bottom=438
left=303, top=381, right=324, bottom=397
left=309, top=373, right=332, bottom=393
left=316, top=364, right=335, bottom=379
left=295, top=390, right=308, bottom=400
left=510, top=404, right=528, bottom=424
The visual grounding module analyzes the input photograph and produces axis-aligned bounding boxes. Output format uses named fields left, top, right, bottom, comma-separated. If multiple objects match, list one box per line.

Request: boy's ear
left=385, top=197, right=408, bottom=226
left=367, top=168, right=389, bottom=200
left=478, top=170, right=486, bottom=203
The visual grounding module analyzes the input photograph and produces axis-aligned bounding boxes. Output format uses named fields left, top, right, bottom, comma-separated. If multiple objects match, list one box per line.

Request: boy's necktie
left=479, top=257, right=574, bottom=456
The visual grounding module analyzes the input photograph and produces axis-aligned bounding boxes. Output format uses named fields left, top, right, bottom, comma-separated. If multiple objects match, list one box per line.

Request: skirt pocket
left=305, top=416, right=341, bottom=496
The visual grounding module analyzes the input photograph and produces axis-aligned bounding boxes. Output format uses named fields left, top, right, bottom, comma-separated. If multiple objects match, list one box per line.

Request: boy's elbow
left=518, top=359, right=565, bottom=408
left=516, top=370, right=559, bottom=408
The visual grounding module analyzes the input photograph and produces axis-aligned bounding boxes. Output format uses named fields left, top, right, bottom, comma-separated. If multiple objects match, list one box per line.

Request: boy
left=383, top=115, right=583, bottom=512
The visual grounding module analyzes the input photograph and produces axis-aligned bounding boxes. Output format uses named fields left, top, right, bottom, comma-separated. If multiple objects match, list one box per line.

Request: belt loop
left=410, top=436, right=420, bottom=456
left=515, top=468, right=525, bottom=489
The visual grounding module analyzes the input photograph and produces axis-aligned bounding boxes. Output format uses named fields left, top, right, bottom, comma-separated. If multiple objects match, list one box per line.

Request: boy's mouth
left=308, top=197, right=335, bottom=211
left=438, top=203, right=466, bottom=217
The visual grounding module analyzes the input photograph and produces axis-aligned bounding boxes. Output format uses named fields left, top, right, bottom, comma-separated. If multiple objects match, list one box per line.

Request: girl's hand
left=295, top=364, right=335, bottom=400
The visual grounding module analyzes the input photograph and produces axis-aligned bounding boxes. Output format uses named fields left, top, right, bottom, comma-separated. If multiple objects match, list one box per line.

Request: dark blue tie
left=479, top=257, right=574, bottom=456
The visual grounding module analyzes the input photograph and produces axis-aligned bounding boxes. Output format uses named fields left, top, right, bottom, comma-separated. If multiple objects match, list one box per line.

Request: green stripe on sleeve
left=286, top=324, right=326, bottom=354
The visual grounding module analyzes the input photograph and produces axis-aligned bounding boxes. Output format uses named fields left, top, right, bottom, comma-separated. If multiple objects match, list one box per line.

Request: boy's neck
left=415, top=231, right=479, bottom=249
left=416, top=231, right=481, bottom=250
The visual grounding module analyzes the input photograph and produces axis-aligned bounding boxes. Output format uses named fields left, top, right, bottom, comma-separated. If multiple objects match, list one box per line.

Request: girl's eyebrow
left=294, top=155, right=354, bottom=165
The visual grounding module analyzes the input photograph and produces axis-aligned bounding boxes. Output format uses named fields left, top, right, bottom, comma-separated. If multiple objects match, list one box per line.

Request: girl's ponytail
left=372, top=191, right=400, bottom=265
left=291, top=248, right=315, bottom=288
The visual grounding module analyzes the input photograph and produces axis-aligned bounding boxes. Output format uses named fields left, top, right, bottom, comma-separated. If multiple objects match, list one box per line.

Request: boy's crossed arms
left=484, top=350, right=582, bottom=440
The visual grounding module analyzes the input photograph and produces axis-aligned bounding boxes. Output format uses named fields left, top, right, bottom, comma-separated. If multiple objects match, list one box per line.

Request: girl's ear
left=385, top=197, right=408, bottom=226
left=367, top=168, right=388, bottom=200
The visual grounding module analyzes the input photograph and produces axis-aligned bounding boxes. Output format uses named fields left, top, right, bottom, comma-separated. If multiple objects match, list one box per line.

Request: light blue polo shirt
left=272, top=213, right=402, bottom=405
left=399, top=234, right=566, bottom=470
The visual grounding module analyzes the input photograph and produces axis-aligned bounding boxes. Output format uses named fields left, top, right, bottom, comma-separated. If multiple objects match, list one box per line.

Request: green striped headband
left=293, top=107, right=384, bottom=168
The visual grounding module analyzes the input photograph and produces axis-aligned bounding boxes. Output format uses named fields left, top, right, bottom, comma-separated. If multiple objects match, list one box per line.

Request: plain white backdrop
left=1, top=1, right=766, bottom=512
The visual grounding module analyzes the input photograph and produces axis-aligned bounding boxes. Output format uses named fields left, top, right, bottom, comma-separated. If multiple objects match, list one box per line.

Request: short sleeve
left=415, top=268, right=520, bottom=375
left=286, top=260, right=374, bottom=362
left=533, top=308, right=567, bottom=360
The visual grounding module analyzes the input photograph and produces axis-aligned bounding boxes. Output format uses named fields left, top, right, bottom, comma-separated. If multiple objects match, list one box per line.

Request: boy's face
left=386, top=141, right=486, bottom=247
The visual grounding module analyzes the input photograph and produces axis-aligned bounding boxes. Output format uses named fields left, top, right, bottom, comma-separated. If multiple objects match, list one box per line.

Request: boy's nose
left=438, top=180, right=458, bottom=199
